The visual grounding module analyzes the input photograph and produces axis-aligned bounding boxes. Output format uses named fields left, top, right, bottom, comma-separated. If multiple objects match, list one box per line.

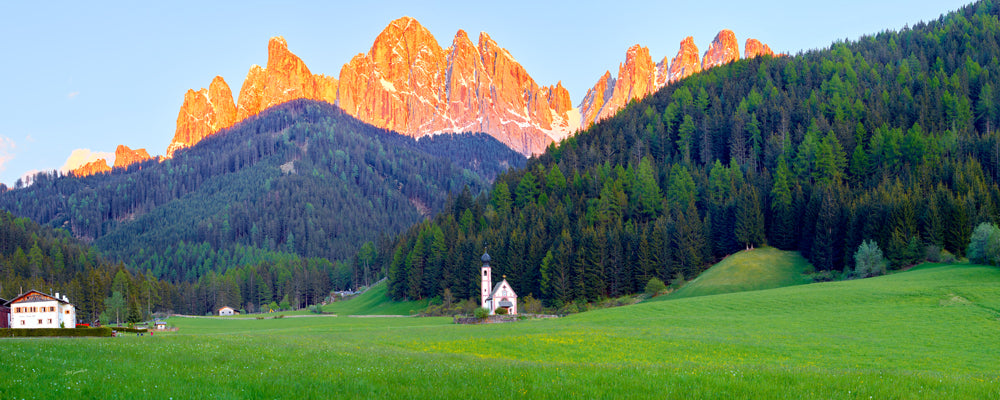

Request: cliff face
left=235, top=36, right=339, bottom=122
left=744, top=38, right=775, bottom=58
left=164, top=17, right=577, bottom=157
left=578, top=31, right=774, bottom=128
left=702, top=29, right=741, bottom=70
left=338, top=18, right=577, bottom=154
left=666, top=37, right=702, bottom=84
left=70, top=159, right=111, bottom=177
left=579, top=45, right=659, bottom=127
left=169, top=76, right=237, bottom=157
left=113, top=145, right=151, bottom=169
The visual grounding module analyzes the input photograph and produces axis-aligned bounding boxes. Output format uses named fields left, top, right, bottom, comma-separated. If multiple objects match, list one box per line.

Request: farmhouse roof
left=4, top=289, right=71, bottom=306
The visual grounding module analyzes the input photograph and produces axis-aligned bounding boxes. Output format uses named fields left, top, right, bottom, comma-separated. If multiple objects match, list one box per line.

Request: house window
left=50, top=306, right=56, bottom=312
left=38, top=319, right=42, bottom=324
left=20, top=320, right=25, bottom=325
left=65, top=310, right=70, bottom=314
left=47, top=319, right=52, bottom=324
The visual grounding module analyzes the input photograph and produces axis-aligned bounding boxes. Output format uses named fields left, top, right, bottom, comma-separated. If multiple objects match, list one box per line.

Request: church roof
left=499, top=299, right=513, bottom=308
left=481, top=251, right=491, bottom=263
left=487, top=279, right=517, bottom=299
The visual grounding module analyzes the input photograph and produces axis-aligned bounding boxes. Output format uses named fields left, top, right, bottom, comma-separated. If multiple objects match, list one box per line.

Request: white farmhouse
left=6, top=290, right=76, bottom=329
left=479, top=252, right=517, bottom=315
left=218, top=306, right=235, bottom=316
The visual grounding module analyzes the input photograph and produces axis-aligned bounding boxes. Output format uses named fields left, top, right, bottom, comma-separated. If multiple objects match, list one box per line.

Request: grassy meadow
left=3, top=264, right=999, bottom=399
left=321, top=280, right=429, bottom=316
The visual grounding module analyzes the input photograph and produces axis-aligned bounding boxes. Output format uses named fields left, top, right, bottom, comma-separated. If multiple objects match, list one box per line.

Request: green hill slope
left=664, top=247, right=813, bottom=300
left=322, top=280, right=428, bottom=315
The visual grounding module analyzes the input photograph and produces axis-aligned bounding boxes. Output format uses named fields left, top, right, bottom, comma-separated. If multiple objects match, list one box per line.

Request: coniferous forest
left=383, top=1, right=1000, bottom=306
left=0, top=100, right=524, bottom=314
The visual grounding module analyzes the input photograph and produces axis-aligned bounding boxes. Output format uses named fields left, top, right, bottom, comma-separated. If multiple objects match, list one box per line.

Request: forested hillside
left=384, top=1, right=1000, bottom=306
left=0, top=99, right=524, bottom=313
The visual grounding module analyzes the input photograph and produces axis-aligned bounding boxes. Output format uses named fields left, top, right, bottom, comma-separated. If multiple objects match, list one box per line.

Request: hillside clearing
left=664, top=247, right=814, bottom=300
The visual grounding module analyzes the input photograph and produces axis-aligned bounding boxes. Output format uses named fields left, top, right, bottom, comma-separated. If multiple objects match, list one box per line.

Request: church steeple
left=480, top=251, right=492, bottom=309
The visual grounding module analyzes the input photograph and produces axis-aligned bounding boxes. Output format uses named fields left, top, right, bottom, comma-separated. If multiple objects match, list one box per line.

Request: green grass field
left=321, top=280, right=429, bottom=315
left=666, top=247, right=814, bottom=300
left=3, top=264, right=998, bottom=399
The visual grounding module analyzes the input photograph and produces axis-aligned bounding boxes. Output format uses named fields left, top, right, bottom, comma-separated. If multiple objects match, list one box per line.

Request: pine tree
left=734, top=185, right=765, bottom=249
left=770, top=157, right=797, bottom=249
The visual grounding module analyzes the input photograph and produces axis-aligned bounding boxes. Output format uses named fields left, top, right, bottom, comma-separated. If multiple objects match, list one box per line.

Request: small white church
left=480, top=251, right=517, bottom=315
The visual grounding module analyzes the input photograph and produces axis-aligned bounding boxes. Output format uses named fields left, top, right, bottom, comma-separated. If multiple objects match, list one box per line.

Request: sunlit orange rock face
left=579, top=45, right=657, bottom=127
left=71, top=159, right=111, bottom=177
left=71, top=19, right=780, bottom=178
left=235, top=36, right=339, bottom=121
left=169, top=76, right=237, bottom=157
left=702, top=29, right=741, bottom=69
left=338, top=17, right=576, bottom=155
left=168, top=37, right=338, bottom=158
left=744, top=38, right=774, bottom=58
left=578, top=31, right=773, bottom=128
left=665, top=37, right=702, bottom=84
left=113, top=145, right=151, bottom=169
left=579, top=71, right=615, bottom=129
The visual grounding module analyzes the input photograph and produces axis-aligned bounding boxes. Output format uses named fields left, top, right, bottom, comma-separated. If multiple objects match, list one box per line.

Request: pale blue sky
left=0, top=0, right=971, bottom=185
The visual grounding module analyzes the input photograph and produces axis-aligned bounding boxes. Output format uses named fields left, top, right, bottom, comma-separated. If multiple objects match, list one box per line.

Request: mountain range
left=69, top=17, right=775, bottom=177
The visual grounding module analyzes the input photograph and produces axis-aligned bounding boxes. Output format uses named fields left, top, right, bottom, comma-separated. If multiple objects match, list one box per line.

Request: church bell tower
left=480, top=251, right=492, bottom=309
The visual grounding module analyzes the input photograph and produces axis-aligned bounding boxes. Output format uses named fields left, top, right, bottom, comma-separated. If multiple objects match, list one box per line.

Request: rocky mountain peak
left=702, top=29, right=741, bottom=69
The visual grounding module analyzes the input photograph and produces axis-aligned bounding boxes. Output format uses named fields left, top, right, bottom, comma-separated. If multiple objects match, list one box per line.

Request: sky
left=0, top=0, right=973, bottom=185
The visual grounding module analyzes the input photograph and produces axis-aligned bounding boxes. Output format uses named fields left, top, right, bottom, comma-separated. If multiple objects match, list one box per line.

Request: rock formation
left=70, top=159, right=111, bottom=177
left=70, top=19, right=780, bottom=177
left=665, top=37, right=702, bottom=84
left=702, top=29, right=741, bottom=70
left=579, top=45, right=657, bottom=127
left=578, top=31, right=773, bottom=128
left=338, top=18, right=577, bottom=154
left=112, top=145, right=152, bottom=169
left=169, top=76, right=237, bottom=157
left=234, top=36, right=339, bottom=121
left=744, top=38, right=774, bottom=58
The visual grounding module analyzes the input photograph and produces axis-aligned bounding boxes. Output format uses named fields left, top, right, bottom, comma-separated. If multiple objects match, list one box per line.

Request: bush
left=855, top=239, right=887, bottom=278
left=495, top=307, right=508, bottom=315
left=519, top=294, right=544, bottom=314
left=114, top=326, right=148, bottom=333
left=645, top=277, right=667, bottom=296
left=967, top=222, right=1000, bottom=265
left=474, top=307, right=490, bottom=319
left=308, top=305, right=323, bottom=314
left=924, top=245, right=943, bottom=263
left=0, top=327, right=113, bottom=337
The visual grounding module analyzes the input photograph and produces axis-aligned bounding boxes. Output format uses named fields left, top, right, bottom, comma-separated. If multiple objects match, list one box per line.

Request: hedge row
left=0, top=327, right=113, bottom=337
left=110, top=326, right=148, bottom=333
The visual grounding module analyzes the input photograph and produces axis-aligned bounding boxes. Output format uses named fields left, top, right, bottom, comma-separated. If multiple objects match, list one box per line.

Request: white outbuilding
left=218, top=306, right=235, bottom=316
left=6, top=290, right=76, bottom=329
